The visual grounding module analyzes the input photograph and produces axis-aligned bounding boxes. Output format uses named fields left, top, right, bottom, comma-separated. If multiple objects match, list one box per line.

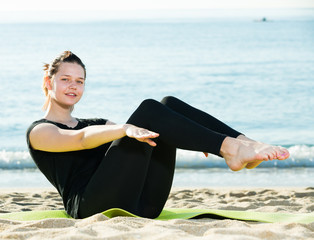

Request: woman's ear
left=44, top=75, right=52, bottom=90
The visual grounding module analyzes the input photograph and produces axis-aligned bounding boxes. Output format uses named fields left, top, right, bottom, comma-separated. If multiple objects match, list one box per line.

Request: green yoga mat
left=0, top=208, right=313, bottom=224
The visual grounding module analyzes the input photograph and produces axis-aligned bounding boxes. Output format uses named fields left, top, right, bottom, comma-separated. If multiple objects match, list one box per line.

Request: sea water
left=0, top=9, right=313, bottom=188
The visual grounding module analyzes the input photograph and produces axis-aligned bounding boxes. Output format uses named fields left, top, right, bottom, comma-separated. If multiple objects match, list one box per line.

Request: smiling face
left=47, top=62, right=85, bottom=109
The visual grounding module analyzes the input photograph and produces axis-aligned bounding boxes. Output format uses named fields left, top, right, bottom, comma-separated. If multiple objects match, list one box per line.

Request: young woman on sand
left=26, top=51, right=290, bottom=219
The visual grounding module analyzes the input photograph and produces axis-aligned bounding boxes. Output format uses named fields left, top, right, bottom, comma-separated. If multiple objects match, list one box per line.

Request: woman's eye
left=61, top=78, right=68, bottom=81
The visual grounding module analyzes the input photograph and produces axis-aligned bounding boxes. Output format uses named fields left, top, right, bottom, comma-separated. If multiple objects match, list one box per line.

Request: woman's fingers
left=134, top=132, right=159, bottom=139
left=144, top=138, right=157, bottom=147
left=141, top=132, right=159, bottom=138
left=136, top=132, right=159, bottom=147
left=126, top=125, right=159, bottom=146
left=136, top=128, right=157, bottom=137
left=134, top=136, right=157, bottom=147
left=126, top=125, right=158, bottom=137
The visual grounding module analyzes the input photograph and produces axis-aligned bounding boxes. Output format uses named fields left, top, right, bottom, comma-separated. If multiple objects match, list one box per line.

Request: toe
left=277, top=150, right=289, bottom=160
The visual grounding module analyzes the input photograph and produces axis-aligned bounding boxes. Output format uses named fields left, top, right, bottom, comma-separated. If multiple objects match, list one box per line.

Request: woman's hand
left=124, top=124, right=159, bottom=147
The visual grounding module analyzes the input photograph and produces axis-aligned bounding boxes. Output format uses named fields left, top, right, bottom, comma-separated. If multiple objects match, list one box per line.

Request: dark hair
left=42, top=51, right=86, bottom=110
left=43, top=51, right=86, bottom=78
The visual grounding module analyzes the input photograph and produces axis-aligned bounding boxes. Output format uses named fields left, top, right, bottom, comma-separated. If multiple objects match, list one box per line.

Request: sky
left=0, top=0, right=313, bottom=22
left=1, top=0, right=314, bottom=11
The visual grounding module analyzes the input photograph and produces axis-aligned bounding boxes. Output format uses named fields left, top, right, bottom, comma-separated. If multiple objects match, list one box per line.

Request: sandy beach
left=0, top=187, right=313, bottom=239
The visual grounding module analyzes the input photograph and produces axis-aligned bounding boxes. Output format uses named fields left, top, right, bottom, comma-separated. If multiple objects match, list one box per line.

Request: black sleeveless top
left=26, top=118, right=110, bottom=218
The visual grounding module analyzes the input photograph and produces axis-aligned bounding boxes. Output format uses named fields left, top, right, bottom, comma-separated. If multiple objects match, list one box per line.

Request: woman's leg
left=160, top=96, right=289, bottom=169
left=78, top=135, right=172, bottom=219
left=136, top=139, right=176, bottom=217
left=161, top=96, right=242, bottom=138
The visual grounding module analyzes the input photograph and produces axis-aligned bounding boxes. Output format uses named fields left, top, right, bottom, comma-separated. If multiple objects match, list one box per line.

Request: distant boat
left=254, top=17, right=272, bottom=22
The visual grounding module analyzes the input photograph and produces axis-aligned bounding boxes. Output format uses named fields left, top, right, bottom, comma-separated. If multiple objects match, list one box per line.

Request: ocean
left=0, top=9, right=313, bottom=188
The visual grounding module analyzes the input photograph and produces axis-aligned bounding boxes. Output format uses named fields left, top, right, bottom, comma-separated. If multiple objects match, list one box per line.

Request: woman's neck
left=44, top=101, right=77, bottom=126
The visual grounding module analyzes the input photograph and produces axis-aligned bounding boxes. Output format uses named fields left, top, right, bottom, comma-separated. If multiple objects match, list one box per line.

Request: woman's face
left=49, top=62, right=85, bottom=108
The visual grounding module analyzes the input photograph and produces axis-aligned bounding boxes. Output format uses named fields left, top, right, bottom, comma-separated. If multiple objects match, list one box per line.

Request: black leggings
left=78, top=96, right=242, bottom=218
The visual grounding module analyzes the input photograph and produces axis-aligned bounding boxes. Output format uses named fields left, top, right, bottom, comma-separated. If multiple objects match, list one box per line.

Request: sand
left=0, top=187, right=313, bottom=239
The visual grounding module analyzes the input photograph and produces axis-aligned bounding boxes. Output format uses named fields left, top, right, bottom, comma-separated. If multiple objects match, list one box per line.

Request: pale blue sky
left=0, top=0, right=313, bottom=22
left=1, top=0, right=314, bottom=11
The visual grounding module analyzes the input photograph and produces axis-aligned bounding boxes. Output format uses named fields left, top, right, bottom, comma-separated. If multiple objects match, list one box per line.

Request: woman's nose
left=69, top=82, right=77, bottom=89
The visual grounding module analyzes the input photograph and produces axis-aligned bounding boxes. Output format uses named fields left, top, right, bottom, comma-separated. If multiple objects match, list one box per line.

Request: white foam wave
left=0, top=150, right=35, bottom=169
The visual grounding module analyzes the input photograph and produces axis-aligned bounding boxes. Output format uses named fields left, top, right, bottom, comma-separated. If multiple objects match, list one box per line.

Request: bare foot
left=236, top=135, right=289, bottom=169
left=220, top=137, right=290, bottom=171
left=236, top=135, right=263, bottom=169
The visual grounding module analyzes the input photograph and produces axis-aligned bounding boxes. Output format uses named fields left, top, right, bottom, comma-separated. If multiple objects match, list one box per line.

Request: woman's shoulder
left=26, top=119, right=54, bottom=147
left=27, top=119, right=51, bottom=132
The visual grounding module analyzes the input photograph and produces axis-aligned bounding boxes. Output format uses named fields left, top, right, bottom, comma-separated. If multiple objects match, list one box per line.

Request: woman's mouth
left=65, top=93, right=77, bottom=97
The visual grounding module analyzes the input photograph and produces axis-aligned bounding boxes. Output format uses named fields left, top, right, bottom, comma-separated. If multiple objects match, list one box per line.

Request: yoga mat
left=0, top=208, right=313, bottom=224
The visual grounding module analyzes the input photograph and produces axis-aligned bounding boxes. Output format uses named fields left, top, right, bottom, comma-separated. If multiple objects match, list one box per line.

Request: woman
left=26, top=51, right=290, bottom=219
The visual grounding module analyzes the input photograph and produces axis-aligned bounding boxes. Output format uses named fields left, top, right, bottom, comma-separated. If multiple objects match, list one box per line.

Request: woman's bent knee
left=160, top=96, right=178, bottom=106
left=138, top=99, right=163, bottom=112
left=139, top=96, right=178, bottom=109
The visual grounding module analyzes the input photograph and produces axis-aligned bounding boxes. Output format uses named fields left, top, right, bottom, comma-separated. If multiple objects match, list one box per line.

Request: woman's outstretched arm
left=29, top=122, right=159, bottom=152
